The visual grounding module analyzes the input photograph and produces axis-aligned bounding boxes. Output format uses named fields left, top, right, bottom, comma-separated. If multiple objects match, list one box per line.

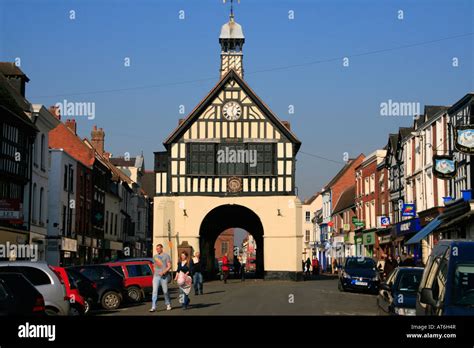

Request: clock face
left=222, top=101, right=242, bottom=120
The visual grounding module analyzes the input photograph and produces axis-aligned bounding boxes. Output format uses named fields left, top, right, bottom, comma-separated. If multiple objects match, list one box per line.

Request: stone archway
left=199, top=204, right=264, bottom=279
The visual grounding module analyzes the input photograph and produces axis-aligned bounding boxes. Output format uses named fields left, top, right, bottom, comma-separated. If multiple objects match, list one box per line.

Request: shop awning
left=405, top=217, right=442, bottom=245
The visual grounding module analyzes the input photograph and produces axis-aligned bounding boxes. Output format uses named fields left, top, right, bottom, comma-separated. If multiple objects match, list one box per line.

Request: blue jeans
left=179, top=288, right=190, bottom=308
left=193, top=272, right=203, bottom=294
left=151, top=275, right=170, bottom=308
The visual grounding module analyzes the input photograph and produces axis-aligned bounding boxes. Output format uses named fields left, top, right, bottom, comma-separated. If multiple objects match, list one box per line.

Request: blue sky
left=1, top=0, right=472, bottom=200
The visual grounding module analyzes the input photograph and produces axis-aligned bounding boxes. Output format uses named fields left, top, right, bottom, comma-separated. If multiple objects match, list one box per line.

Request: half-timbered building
left=153, top=11, right=303, bottom=279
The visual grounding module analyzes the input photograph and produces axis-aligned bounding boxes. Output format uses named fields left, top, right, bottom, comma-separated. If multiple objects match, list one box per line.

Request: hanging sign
left=454, top=125, right=474, bottom=154
left=433, top=155, right=457, bottom=179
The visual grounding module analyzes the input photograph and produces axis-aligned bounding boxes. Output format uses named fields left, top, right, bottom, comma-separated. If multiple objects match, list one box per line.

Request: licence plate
left=355, top=281, right=368, bottom=286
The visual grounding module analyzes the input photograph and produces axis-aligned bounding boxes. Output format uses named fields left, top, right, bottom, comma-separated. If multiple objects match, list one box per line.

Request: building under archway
left=199, top=204, right=264, bottom=278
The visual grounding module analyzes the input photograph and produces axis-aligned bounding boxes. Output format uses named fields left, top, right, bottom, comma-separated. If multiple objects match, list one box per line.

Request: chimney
left=49, top=105, right=61, bottom=120
left=65, top=119, right=77, bottom=134
left=282, top=120, right=291, bottom=131
left=91, top=125, right=105, bottom=155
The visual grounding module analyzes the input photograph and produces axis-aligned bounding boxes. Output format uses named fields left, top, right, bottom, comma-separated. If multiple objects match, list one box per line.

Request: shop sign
left=343, top=224, right=351, bottom=231
left=454, top=125, right=474, bottom=154
left=379, top=234, right=392, bottom=244
left=396, top=218, right=421, bottom=236
left=61, top=237, right=77, bottom=252
left=433, top=155, right=457, bottom=179
left=354, top=235, right=363, bottom=245
left=363, top=232, right=376, bottom=246
left=401, top=204, right=416, bottom=217
left=84, top=237, right=92, bottom=247
left=0, top=199, right=23, bottom=223
left=377, top=216, right=390, bottom=228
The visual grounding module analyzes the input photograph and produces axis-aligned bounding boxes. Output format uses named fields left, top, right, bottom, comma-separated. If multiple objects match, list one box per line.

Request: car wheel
left=127, top=286, right=143, bottom=303
left=101, top=291, right=121, bottom=310
left=45, top=307, right=59, bottom=316
left=84, top=299, right=91, bottom=315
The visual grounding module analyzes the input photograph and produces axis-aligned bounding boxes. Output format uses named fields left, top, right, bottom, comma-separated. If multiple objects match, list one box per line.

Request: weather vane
left=223, top=0, right=240, bottom=20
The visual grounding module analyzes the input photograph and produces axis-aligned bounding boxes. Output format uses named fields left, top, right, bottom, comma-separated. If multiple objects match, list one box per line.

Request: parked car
left=0, top=261, right=69, bottom=315
left=377, top=267, right=424, bottom=316
left=416, top=239, right=474, bottom=315
left=338, top=257, right=380, bottom=293
left=50, top=266, right=87, bottom=315
left=65, top=268, right=98, bottom=314
left=0, top=272, right=46, bottom=316
left=68, top=265, right=125, bottom=310
left=104, top=260, right=153, bottom=303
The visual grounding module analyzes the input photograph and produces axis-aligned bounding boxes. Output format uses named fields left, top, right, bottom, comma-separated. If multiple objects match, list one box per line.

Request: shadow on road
left=189, top=302, right=220, bottom=309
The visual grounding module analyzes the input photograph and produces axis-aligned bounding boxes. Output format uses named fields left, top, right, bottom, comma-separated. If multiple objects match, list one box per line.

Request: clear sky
left=1, top=0, right=472, bottom=199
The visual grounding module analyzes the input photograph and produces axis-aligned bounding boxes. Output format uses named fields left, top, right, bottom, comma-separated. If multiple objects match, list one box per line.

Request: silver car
left=0, top=261, right=70, bottom=315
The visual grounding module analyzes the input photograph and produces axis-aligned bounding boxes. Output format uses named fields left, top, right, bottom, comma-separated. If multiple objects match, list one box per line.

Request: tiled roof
left=303, top=192, right=320, bottom=205
left=49, top=123, right=95, bottom=167
left=332, top=185, right=355, bottom=214
left=0, top=62, right=30, bottom=81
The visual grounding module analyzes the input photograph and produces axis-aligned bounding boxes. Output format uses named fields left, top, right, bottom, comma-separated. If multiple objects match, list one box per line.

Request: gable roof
left=163, top=69, right=301, bottom=151
left=0, top=62, right=30, bottom=81
left=110, top=157, right=136, bottom=167
left=0, top=73, right=36, bottom=131
left=332, top=185, right=355, bottom=214
left=49, top=123, right=95, bottom=167
left=323, top=153, right=364, bottom=191
left=304, top=192, right=320, bottom=205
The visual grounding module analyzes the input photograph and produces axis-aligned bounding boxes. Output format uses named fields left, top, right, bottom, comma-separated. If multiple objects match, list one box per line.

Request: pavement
left=93, top=274, right=378, bottom=316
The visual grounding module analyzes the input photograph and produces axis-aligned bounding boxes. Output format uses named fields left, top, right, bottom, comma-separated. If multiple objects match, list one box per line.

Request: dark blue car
left=377, top=267, right=423, bottom=316
left=338, top=257, right=380, bottom=293
left=416, top=240, right=474, bottom=316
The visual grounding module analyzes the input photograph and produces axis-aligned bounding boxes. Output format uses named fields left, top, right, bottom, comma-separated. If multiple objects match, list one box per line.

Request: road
left=93, top=274, right=378, bottom=316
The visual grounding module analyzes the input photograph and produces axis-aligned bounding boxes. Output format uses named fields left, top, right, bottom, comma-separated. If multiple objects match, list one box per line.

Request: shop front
left=104, top=240, right=124, bottom=261
left=392, top=218, right=422, bottom=261
left=362, top=231, right=376, bottom=257
left=61, top=237, right=78, bottom=266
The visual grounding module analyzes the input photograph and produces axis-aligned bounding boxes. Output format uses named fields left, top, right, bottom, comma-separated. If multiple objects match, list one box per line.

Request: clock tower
left=219, top=5, right=245, bottom=78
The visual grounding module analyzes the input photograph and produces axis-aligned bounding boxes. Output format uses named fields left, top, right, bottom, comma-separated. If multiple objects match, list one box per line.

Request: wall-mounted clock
left=222, top=101, right=242, bottom=121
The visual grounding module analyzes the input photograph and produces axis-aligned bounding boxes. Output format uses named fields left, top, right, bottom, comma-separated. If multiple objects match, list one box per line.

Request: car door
left=379, top=269, right=397, bottom=314
left=125, top=263, right=153, bottom=290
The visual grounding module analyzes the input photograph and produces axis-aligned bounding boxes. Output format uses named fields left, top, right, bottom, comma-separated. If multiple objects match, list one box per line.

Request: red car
left=49, top=266, right=87, bottom=315
left=104, top=260, right=153, bottom=303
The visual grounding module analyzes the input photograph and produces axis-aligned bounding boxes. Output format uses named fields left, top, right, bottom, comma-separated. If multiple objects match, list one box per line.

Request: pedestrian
left=395, top=255, right=401, bottom=267
left=383, top=254, right=396, bottom=279
left=222, top=253, right=230, bottom=284
left=400, top=253, right=416, bottom=267
left=149, top=244, right=172, bottom=312
left=175, top=251, right=192, bottom=310
left=305, top=257, right=311, bottom=278
left=311, top=258, right=318, bottom=275
left=190, top=251, right=204, bottom=295
left=233, top=257, right=241, bottom=279
left=240, top=253, right=247, bottom=281
left=331, top=258, right=338, bottom=274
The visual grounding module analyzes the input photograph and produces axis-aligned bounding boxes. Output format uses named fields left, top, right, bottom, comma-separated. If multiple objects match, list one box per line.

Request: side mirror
left=420, top=288, right=437, bottom=307
left=380, top=282, right=391, bottom=291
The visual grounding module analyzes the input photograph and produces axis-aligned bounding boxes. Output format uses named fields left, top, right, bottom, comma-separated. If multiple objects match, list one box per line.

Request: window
left=188, top=143, right=215, bottom=175
left=305, top=211, right=311, bottom=222
left=305, top=230, right=310, bottom=242
left=111, top=266, right=124, bottom=277
left=39, top=187, right=44, bottom=223
left=62, top=205, right=67, bottom=235
left=0, top=266, right=51, bottom=286
left=221, top=241, right=229, bottom=255
left=126, top=264, right=152, bottom=277
left=364, top=177, right=369, bottom=196
left=63, top=165, right=68, bottom=191
left=69, top=168, right=74, bottom=192
left=218, top=144, right=246, bottom=175
left=452, top=264, right=474, bottom=306
left=114, top=214, right=118, bottom=236
left=40, top=134, right=45, bottom=170
left=248, top=144, right=274, bottom=175
left=32, top=184, right=37, bottom=223
left=105, top=211, right=109, bottom=234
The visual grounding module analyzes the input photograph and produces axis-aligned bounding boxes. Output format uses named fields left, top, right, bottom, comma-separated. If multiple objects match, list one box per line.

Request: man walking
left=150, top=244, right=172, bottom=312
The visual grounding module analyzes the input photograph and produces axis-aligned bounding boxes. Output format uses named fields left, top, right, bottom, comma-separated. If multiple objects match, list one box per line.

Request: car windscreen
left=452, top=263, right=474, bottom=306
left=345, top=259, right=375, bottom=269
left=397, top=271, right=422, bottom=293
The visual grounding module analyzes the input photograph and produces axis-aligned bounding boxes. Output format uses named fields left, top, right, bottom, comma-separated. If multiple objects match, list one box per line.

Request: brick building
left=214, top=228, right=234, bottom=263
